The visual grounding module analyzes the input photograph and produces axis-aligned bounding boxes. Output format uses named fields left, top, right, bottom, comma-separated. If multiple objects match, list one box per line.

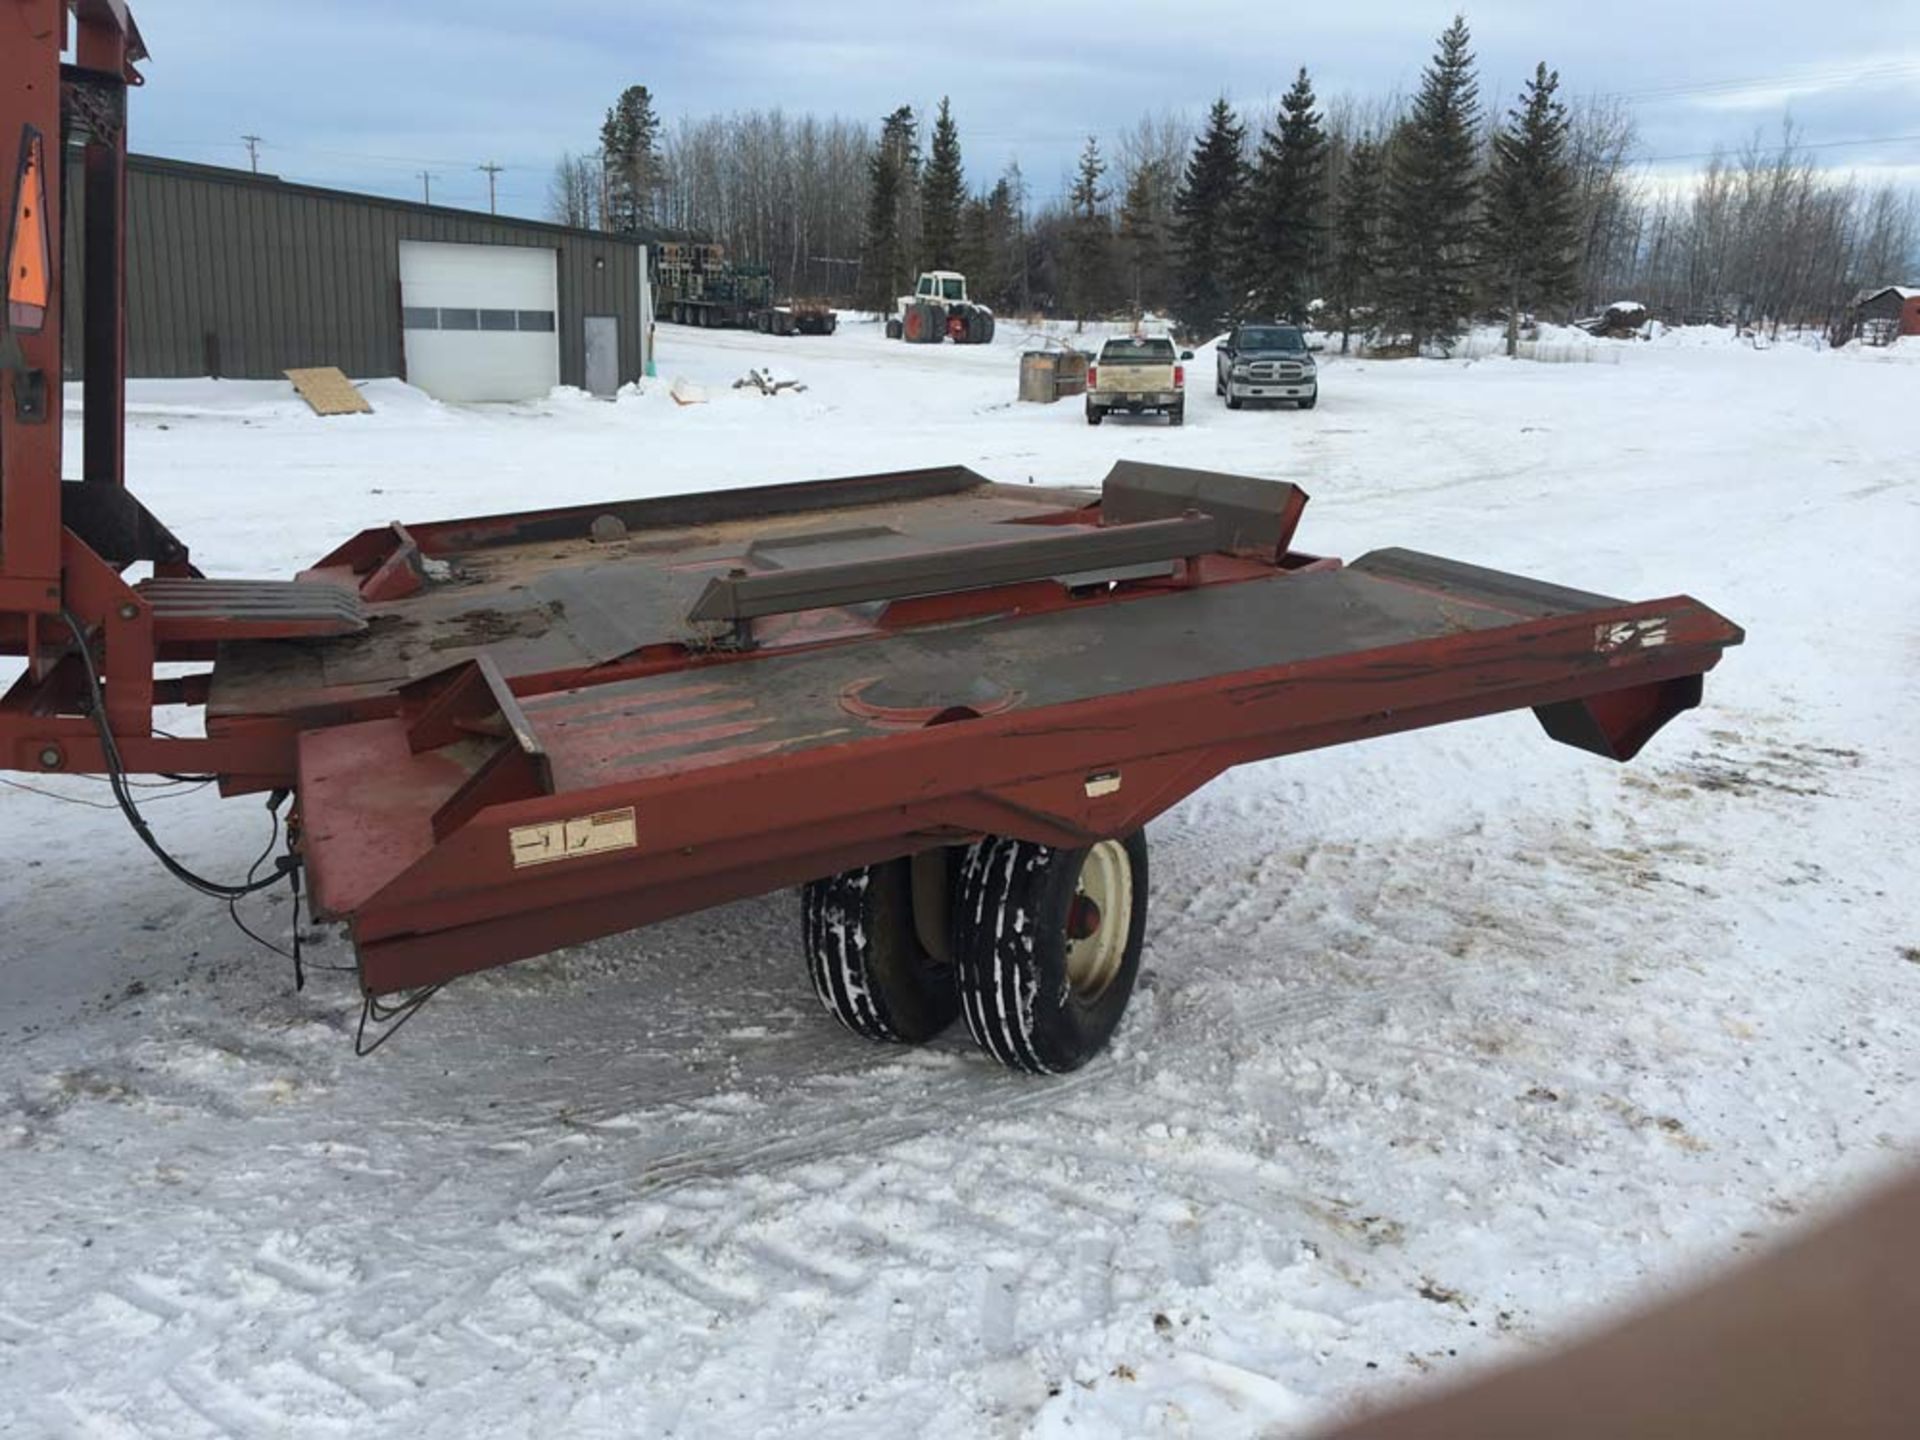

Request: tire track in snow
left=533, top=1055, right=1124, bottom=1215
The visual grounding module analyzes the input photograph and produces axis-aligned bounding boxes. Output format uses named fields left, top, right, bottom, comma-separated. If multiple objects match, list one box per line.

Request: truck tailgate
left=1097, top=362, right=1173, bottom=393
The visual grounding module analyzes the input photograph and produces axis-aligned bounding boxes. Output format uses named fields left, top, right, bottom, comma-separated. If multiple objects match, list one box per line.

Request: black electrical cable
left=225, top=805, right=352, bottom=976
left=61, top=609, right=290, bottom=900
left=63, top=608, right=438, bottom=1044
left=355, top=983, right=445, bottom=1056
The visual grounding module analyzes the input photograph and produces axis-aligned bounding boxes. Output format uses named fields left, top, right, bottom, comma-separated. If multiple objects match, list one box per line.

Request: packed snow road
left=3, top=321, right=1917, bottom=1437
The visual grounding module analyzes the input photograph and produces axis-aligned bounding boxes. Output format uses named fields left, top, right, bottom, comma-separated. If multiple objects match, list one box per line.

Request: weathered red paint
left=0, top=3, right=1744, bottom=1008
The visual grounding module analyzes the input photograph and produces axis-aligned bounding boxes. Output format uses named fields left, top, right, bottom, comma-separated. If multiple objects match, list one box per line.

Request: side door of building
left=583, top=314, right=619, bottom=398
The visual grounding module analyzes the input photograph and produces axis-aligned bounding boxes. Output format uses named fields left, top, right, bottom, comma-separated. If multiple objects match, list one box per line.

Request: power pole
left=240, top=134, right=263, bottom=173
left=478, top=161, right=504, bottom=215
left=417, top=170, right=435, bottom=205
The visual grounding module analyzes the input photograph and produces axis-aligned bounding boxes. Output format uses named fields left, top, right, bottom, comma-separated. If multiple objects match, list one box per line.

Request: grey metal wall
left=63, top=154, right=652, bottom=390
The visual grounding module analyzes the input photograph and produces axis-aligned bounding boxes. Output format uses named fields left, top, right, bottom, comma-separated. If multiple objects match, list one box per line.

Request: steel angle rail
left=687, top=514, right=1220, bottom=624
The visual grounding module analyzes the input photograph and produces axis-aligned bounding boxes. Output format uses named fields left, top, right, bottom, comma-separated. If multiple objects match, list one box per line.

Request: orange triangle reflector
left=6, top=128, right=50, bottom=335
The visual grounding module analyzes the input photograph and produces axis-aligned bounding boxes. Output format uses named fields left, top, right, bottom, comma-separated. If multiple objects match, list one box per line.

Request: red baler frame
left=1, top=2, right=1744, bottom=1005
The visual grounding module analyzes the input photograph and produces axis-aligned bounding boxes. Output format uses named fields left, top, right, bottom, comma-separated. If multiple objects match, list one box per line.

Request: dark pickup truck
left=1217, top=323, right=1320, bottom=409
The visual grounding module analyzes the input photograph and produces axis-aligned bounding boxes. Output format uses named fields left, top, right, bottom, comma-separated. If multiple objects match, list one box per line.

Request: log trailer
left=0, top=3, right=1743, bottom=1068
left=653, top=242, right=836, bottom=335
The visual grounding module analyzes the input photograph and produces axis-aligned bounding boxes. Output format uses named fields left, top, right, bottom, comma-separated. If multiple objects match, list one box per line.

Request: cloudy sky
left=126, top=0, right=1919, bottom=219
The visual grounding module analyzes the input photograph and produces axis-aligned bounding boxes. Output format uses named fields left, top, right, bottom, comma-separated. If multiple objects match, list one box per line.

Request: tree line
left=557, top=17, right=1917, bottom=346
left=549, top=87, right=870, bottom=299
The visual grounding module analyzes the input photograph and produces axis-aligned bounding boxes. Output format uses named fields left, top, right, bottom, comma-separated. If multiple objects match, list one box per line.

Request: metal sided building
left=60, top=153, right=655, bottom=400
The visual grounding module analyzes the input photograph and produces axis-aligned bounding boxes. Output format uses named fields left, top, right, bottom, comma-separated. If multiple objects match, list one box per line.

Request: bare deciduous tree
left=546, top=152, right=602, bottom=231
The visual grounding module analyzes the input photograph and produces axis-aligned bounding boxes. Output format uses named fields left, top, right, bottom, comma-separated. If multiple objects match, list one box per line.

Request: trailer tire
left=952, top=832, right=1148, bottom=1073
left=802, top=860, right=957, bottom=1044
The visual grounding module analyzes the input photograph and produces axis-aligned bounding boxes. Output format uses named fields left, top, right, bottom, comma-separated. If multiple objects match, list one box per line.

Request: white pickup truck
left=1085, top=335, right=1192, bottom=426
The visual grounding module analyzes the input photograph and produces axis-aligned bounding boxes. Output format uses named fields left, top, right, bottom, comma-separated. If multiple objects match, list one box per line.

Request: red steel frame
left=2, top=3, right=1744, bottom=1001
left=1, top=2, right=207, bottom=778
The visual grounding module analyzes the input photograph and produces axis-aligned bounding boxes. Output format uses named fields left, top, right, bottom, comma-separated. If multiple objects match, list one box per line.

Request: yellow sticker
left=1084, top=770, right=1122, bottom=798
left=509, top=807, right=638, bottom=868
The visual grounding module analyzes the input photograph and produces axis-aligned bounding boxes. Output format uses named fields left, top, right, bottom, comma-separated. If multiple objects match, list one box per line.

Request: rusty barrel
left=1019, top=351, right=1058, bottom=403
left=1053, top=349, right=1090, bottom=397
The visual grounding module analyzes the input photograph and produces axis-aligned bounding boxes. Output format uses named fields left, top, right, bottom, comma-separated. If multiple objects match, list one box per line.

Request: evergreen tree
left=1326, top=136, right=1385, bottom=353
left=987, top=176, right=1020, bottom=304
left=1241, top=69, right=1329, bottom=323
left=958, top=175, right=1022, bottom=309
left=959, top=194, right=993, bottom=297
left=1001, top=161, right=1031, bottom=312
left=1486, top=63, right=1580, bottom=354
left=862, top=105, right=919, bottom=309
left=1172, top=98, right=1247, bottom=338
left=1120, top=157, right=1180, bottom=319
left=921, top=98, right=966, bottom=269
left=600, top=85, right=661, bottom=234
left=1066, top=136, right=1112, bottom=328
left=1382, top=16, right=1483, bottom=351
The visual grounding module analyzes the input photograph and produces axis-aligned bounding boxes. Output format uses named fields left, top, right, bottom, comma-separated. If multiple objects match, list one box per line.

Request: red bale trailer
left=0, top=2, right=1743, bottom=1068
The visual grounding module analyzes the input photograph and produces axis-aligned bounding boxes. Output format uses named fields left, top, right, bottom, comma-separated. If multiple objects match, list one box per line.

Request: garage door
left=399, top=241, right=560, bottom=402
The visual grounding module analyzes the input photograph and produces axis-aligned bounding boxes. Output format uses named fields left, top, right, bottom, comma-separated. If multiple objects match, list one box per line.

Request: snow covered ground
left=3, top=320, right=1917, bottom=1438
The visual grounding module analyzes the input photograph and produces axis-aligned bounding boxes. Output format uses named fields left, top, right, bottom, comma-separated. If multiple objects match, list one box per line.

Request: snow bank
left=8, top=327, right=1919, bottom=1439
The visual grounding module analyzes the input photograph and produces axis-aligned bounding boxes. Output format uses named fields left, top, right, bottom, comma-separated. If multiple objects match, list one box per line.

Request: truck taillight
left=1174, top=364, right=1185, bottom=388
left=1086, top=364, right=1097, bottom=387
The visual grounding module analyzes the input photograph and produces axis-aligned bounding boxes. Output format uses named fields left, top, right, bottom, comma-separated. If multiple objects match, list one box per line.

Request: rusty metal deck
left=210, top=472, right=1092, bottom=722
left=274, top=465, right=1738, bottom=994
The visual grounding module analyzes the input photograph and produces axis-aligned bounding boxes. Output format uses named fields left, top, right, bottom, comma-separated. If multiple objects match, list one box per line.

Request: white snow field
left=3, top=320, right=1917, bottom=1438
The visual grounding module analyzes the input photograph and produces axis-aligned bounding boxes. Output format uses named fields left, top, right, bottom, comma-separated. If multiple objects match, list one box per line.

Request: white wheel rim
left=1065, top=840, right=1132, bottom=1002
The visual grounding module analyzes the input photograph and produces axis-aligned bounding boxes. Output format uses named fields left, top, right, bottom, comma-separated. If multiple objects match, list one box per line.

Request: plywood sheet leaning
left=285, top=367, right=373, bottom=416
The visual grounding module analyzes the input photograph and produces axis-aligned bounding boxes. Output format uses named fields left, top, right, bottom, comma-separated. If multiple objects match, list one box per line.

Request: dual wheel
left=898, top=304, right=995, bottom=345
left=801, top=832, right=1148, bottom=1073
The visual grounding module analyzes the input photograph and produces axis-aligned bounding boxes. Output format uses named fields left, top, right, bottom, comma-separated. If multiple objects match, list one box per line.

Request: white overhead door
left=399, top=241, right=560, bottom=402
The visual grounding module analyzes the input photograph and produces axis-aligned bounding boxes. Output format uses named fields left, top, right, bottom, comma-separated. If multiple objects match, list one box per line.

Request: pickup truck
left=1216, top=323, right=1319, bottom=409
left=1086, top=335, right=1192, bottom=426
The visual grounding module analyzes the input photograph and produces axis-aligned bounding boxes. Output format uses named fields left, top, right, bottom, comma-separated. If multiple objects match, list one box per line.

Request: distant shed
left=1852, top=285, right=1920, bottom=345
left=61, top=153, right=657, bottom=399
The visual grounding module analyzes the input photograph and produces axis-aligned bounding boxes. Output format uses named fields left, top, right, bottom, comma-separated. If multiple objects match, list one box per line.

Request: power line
left=1611, top=57, right=1920, bottom=105
left=1637, top=131, right=1920, bottom=166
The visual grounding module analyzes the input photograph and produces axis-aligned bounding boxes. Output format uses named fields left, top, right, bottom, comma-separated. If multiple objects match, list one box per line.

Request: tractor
left=885, top=270, right=996, bottom=345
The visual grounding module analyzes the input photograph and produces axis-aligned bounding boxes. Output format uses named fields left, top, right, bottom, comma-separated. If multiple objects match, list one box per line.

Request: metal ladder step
left=138, top=577, right=367, bottom=642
